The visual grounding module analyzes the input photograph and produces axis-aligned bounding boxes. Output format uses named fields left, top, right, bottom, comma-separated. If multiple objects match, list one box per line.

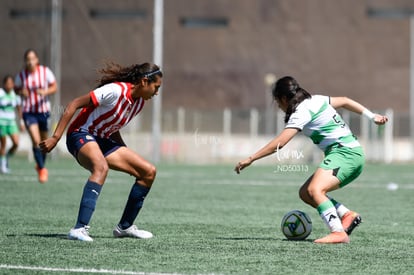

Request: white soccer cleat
left=0, top=167, right=10, bottom=174
left=68, top=226, right=93, bottom=242
left=113, top=224, right=153, bottom=239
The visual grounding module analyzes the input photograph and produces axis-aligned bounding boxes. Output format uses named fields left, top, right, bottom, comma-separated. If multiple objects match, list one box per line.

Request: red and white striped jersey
left=68, top=82, right=145, bottom=138
left=14, top=65, right=56, bottom=113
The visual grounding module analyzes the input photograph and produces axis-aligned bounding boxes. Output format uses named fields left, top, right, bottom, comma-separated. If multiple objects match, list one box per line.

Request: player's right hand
left=21, top=88, right=29, bottom=97
left=39, top=136, right=59, bottom=153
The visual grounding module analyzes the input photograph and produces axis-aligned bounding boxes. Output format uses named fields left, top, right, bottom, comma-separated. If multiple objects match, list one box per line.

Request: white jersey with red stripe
left=68, top=82, right=145, bottom=138
left=14, top=65, right=56, bottom=113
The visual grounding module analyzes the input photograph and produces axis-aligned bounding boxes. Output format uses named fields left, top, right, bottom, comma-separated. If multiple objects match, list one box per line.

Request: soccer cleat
left=36, top=167, right=48, bottom=183
left=1, top=158, right=9, bottom=174
left=314, top=231, right=350, bottom=244
left=68, top=226, right=93, bottom=242
left=113, top=224, right=153, bottom=239
left=1, top=167, right=10, bottom=174
left=341, top=211, right=362, bottom=235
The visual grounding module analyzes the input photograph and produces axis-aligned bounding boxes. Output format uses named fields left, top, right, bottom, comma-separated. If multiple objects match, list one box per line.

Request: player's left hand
left=373, top=114, right=388, bottom=125
left=19, top=119, right=25, bottom=132
left=234, top=157, right=253, bottom=174
left=37, top=89, right=47, bottom=96
left=39, top=136, right=59, bottom=153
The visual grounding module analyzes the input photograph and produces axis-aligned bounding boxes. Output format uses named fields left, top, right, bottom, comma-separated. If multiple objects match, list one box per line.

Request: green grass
left=1, top=156, right=414, bottom=274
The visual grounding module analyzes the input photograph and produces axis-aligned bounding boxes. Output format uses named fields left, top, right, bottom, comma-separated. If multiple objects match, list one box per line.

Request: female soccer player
left=0, top=75, right=23, bottom=173
left=235, top=76, right=388, bottom=244
left=14, top=49, right=57, bottom=183
left=40, top=62, right=162, bottom=242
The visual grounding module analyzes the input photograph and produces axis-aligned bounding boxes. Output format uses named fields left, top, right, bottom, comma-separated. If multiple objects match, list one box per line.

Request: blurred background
left=0, top=0, right=413, bottom=164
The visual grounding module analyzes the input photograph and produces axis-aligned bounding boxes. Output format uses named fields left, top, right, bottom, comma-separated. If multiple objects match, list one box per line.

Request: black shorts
left=66, top=130, right=124, bottom=160
left=23, top=112, right=50, bottom=131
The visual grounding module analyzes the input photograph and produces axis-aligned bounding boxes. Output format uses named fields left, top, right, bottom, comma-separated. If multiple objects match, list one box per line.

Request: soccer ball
left=281, top=210, right=312, bottom=240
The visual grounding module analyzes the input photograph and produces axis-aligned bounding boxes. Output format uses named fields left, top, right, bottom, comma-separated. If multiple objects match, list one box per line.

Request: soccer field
left=1, top=156, right=413, bottom=274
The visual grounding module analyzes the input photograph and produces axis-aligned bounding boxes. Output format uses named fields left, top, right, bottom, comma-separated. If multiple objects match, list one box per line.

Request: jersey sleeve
left=90, top=83, right=120, bottom=107
left=14, top=92, right=21, bottom=106
left=45, top=67, right=56, bottom=85
left=319, top=95, right=330, bottom=105
left=14, top=74, right=22, bottom=89
left=285, top=103, right=312, bottom=131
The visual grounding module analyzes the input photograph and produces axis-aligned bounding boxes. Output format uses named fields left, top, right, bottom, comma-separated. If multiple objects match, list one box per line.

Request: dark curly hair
left=97, top=62, right=162, bottom=88
left=272, top=76, right=312, bottom=123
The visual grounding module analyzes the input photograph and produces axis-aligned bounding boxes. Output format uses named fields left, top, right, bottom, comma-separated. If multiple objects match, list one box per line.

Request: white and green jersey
left=0, top=88, right=20, bottom=126
left=285, top=95, right=360, bottom=152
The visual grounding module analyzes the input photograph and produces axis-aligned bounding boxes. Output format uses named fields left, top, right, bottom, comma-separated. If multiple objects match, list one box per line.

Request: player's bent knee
left=142, top=165, right=157, bottom=186
left=298, top=188, right=306, bottom=201
left=92, top=162, right=109, bottom=178
left=305, top=185, right=327, bottom=202
left=299, top=188, right=311, bottom=203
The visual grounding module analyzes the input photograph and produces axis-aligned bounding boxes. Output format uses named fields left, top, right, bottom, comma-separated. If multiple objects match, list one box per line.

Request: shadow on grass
left=9, top=233, right=118, bottom=240
left=25, top=233, right=68, bottom=239
left=216, top=237, right=277, bottom=241
left=281, top=238, right=314, bottom=243
left=5, top=233, right=68, bottom=239
left=216, top=236, right=314, bottom=242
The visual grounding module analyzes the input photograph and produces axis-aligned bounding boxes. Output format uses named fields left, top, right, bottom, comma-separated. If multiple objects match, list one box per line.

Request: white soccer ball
left=387, top=182, right=399, bottom=191
left=281, top=210, right=312, bottom=240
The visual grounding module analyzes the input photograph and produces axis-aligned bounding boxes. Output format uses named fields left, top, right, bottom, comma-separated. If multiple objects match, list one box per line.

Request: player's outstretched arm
left=330, top=96, right=388, bottom=125
left=234, top=128, right=298, bottom=174
left=40, top=94, right=92, bottom=153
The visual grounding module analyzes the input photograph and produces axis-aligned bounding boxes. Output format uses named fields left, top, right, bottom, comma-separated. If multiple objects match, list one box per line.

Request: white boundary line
left=0, top=264, right=187, bottom=275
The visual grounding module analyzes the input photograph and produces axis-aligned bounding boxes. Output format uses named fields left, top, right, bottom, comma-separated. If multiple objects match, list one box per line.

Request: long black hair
left=2, top=75, right=13, bottom=86
left=272, top=76, right=312, bottom=123
left=23, top=48, right=38, bottom=60
left=97, top=62, right=162, bottom=88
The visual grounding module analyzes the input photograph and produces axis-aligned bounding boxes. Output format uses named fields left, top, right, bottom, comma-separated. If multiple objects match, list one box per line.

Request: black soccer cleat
left=341, top=211, right=362, bottom=235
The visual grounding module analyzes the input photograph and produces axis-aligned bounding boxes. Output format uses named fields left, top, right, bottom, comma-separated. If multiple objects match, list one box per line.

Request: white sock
left=318, top=200, right=344, bottom=233
left=335, top=205, right=350, bottom=218
left=328, top=196, right=350, bottom=218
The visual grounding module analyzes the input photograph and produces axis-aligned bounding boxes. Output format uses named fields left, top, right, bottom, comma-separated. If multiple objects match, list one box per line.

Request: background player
left=235, top=76, right=388, bottom=244
left=14, top=49, right=57, bottom=183
left=40, top=62, right=162, bottom=242
left=0, top=75, right=24, bottom=173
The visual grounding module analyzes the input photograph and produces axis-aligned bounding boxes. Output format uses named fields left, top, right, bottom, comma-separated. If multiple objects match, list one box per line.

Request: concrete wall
left=0, top=0, right=413, bottom=114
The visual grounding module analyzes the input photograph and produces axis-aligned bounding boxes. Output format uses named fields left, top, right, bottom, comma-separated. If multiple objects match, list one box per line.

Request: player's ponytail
left=97, top=62, right=163, bottom=87
left=272, top=76, right=311, bottom=123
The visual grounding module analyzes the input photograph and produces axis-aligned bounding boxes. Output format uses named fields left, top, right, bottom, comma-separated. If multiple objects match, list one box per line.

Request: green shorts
left=0, top=124, right=19, bottom=138
left=319, top=145, right=365, bottom=188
